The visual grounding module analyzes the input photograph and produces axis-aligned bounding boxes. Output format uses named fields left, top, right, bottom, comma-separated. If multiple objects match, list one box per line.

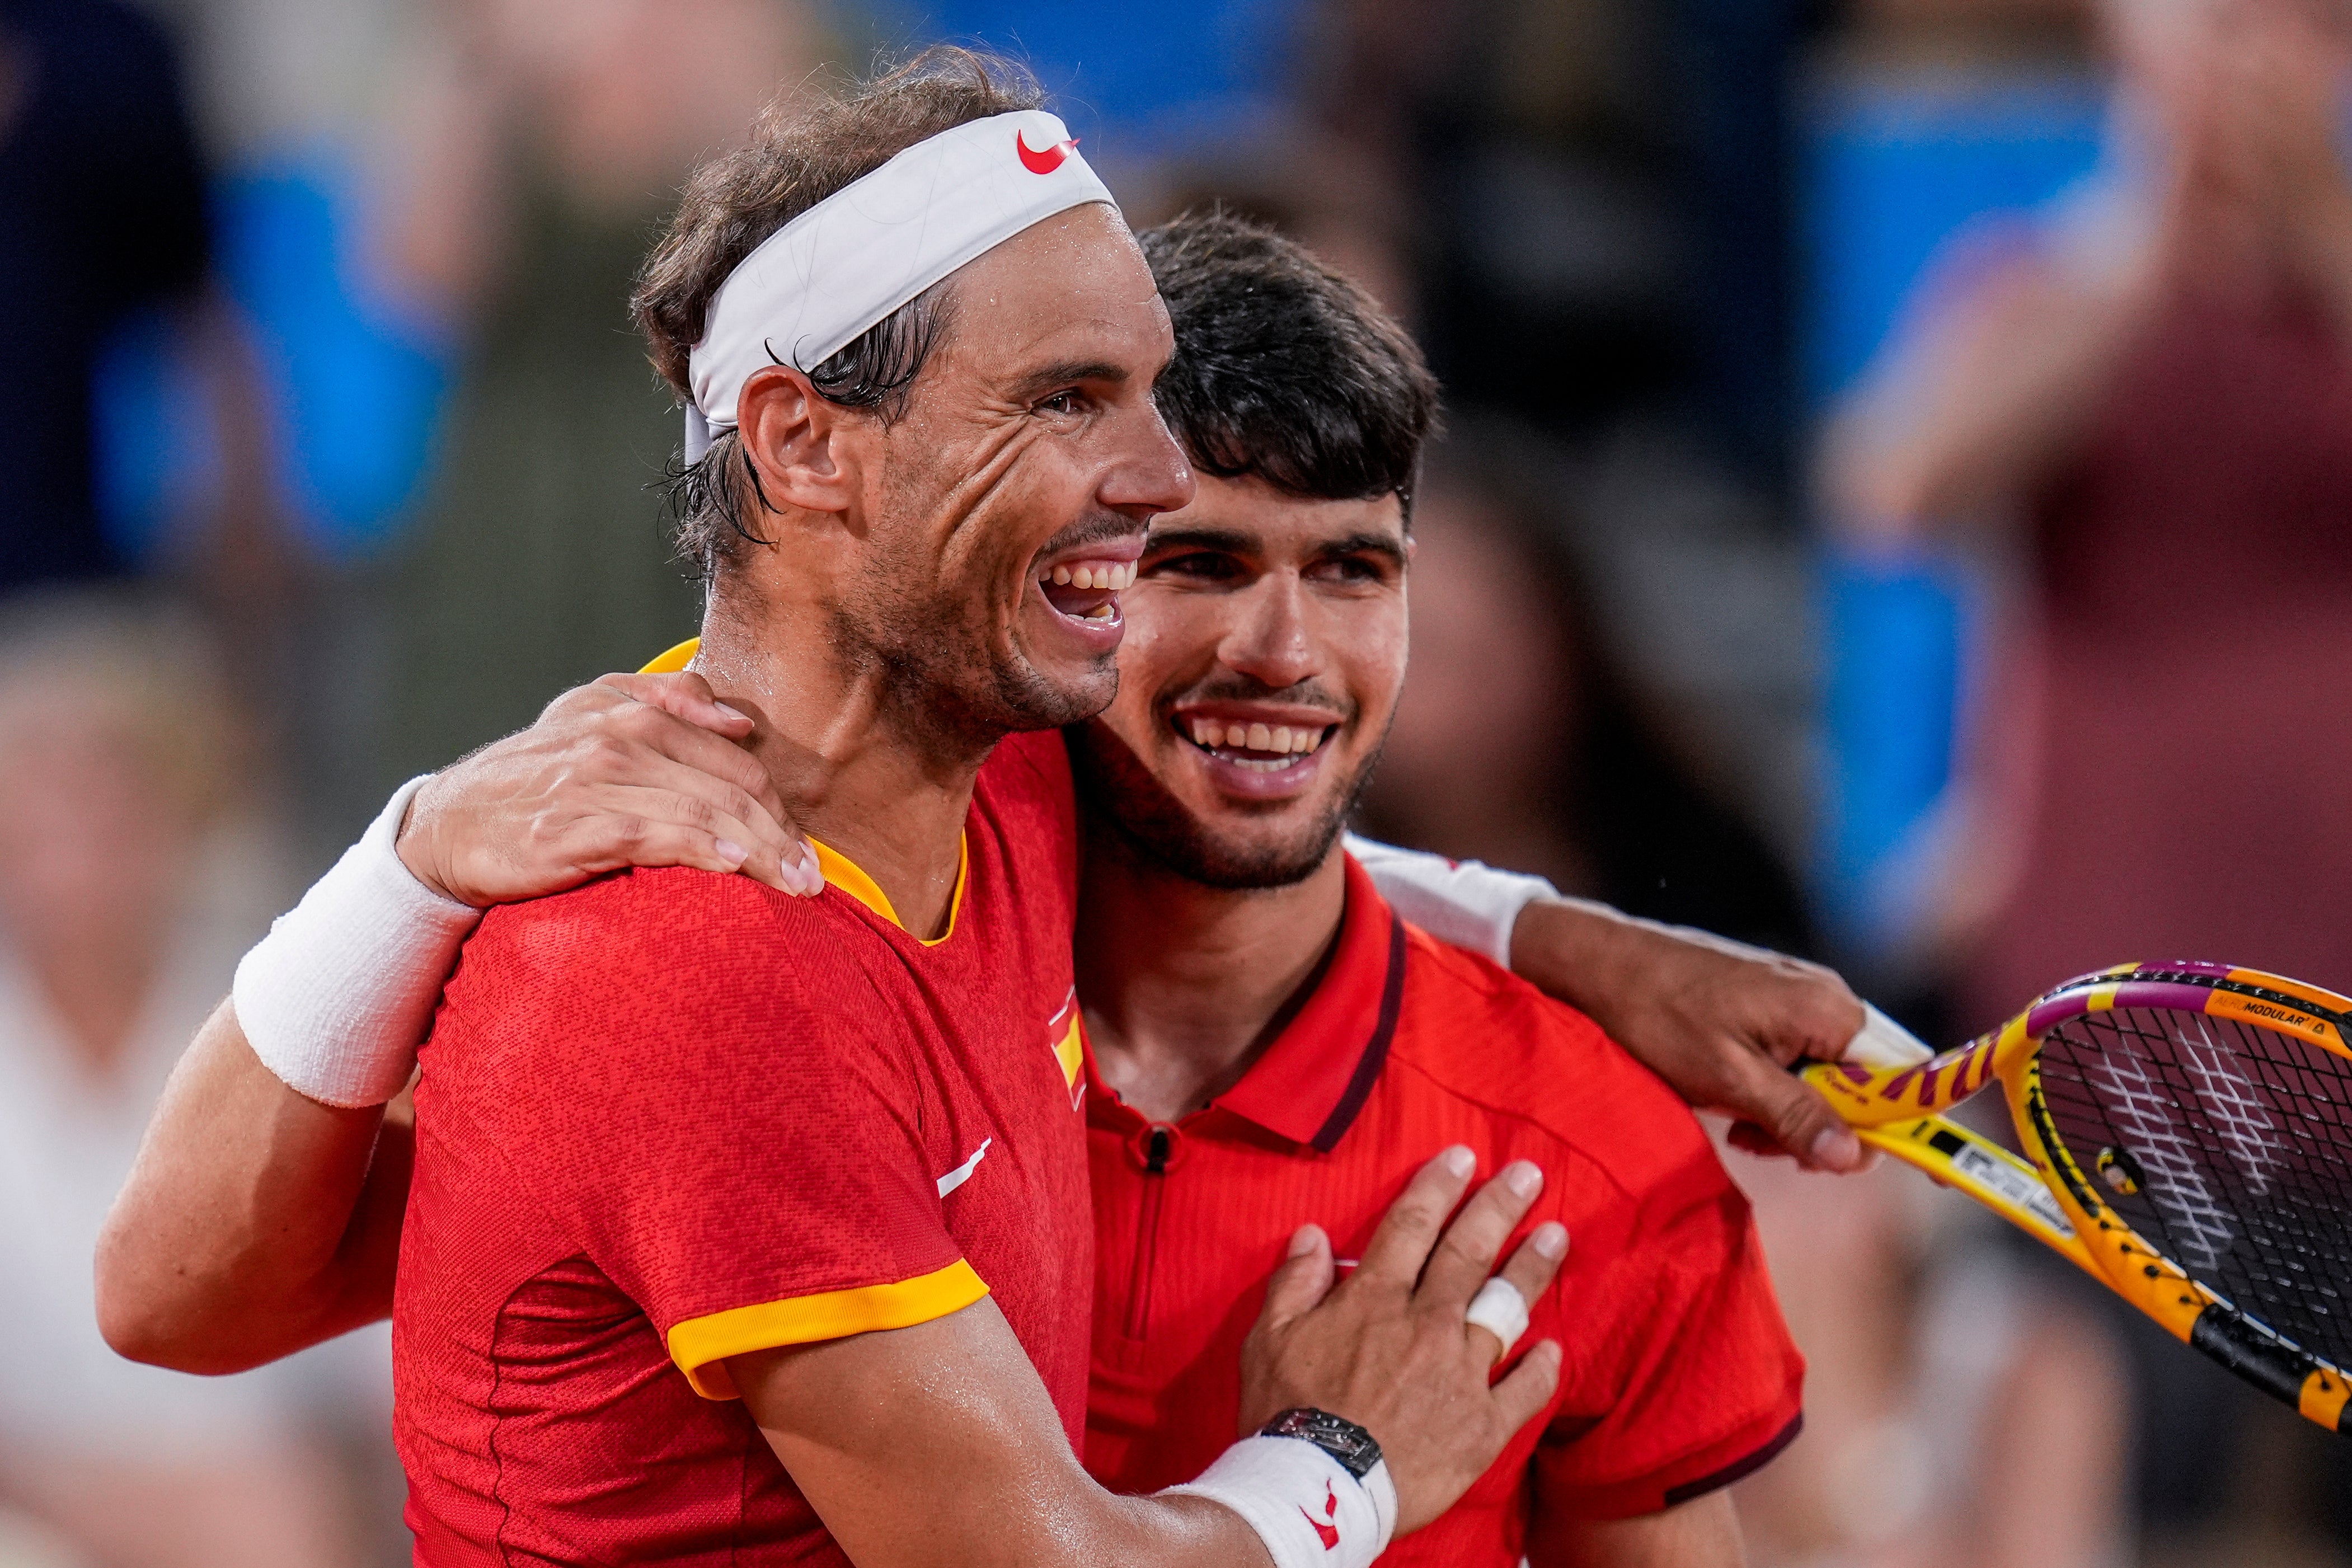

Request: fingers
left=1756, top=960, right=1867, bottom=1069
left=1716, top=1048, right=1866, bottom=1174
left=1415, top=1160, right=1545, bottom=1309
left=1353, top=1147, right=1476, bottom=1288
left=546, top=678, right=818, bottom=897
left=1492, top=1223, right=1568, bottom=1319
left=582, top=748, right=812, bottom=894
left=1727, top=1117, right=1877, bottom=1172
left=1254, top=1224, right=1335, bottom=1334
left=1487, top=1340, right=1564, bottom=1433
left=595, top=670, right=755, bottom=739
left=602, top=691, right=794, bottom=828
left=560, top=783, right=818, bottom=896
left=1463, top=1223, right=1567, bottom=1364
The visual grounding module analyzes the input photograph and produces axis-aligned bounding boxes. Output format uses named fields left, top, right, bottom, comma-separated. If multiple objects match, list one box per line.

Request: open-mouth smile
left=1174, top=712, right=1340, bottom=773
left=1034, top=557, right=1138, bottom=629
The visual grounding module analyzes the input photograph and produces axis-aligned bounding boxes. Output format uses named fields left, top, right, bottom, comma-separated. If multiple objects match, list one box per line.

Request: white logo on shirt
left=937, top=1137, right=992, bottom=1198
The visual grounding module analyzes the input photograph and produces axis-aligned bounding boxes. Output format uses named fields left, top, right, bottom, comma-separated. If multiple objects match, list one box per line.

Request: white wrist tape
left=1345, top=834, right=1559, bottom=966
left=1843, top=1001, right=1933, bottom=1069
left=1464, top=1277, right=1531, bottom=1360
left=233, top=776, right=482, bottom=1107
left=1161, top=1436, right=1396, bottom=1568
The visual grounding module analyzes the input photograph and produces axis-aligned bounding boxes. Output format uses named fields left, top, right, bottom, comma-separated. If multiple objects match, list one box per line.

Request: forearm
left=96, top=999, right=407, bottom=1373
left=736, top=1308, right=1279, bottom=1568
left=1504, top=896, right=1678, bottom=1024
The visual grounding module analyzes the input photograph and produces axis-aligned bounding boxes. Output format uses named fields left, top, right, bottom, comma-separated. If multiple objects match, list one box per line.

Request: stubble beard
left=832, top=583, right=1111, bottom=760
left=1065, top=716, right=1383, bottom=891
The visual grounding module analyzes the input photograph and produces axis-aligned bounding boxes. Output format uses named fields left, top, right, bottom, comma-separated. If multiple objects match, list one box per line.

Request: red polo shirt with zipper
left=1082, top=854, right=1804, bottom=1564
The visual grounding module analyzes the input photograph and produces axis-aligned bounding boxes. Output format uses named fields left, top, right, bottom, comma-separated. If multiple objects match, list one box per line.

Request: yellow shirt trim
left=810, top=834, right=969, bottom=946
left=637, top=636, right=969, bottom=945
left=666, top=1258, right=990, bottom=1401
left=641, top=637, right=701, bottom=674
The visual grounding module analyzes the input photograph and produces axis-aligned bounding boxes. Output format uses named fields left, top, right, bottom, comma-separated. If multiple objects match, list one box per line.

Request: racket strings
left=2038, top=1006, right=2352, bottom=1370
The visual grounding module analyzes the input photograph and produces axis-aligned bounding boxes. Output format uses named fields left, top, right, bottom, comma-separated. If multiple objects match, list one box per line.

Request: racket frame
left=1804, top=963, right=2352, bottom=1435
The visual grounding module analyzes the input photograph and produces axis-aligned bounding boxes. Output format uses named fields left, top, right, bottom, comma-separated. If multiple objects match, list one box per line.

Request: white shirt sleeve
left=1344, top=834, right=1568, bottom=968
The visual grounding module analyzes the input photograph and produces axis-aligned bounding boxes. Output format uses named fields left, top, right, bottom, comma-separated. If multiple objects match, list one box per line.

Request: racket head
left=2006, top=964, right=2352, bottom=1434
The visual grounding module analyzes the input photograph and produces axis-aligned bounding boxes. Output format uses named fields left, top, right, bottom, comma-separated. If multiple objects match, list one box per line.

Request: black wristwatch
left=1257, top=1407, right=1383, bottom=1479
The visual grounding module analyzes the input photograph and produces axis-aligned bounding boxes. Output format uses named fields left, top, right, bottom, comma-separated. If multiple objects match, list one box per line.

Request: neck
left=695, top=594, right=991, bottom=939
left=1074, top=818, right=1348, bottom=1124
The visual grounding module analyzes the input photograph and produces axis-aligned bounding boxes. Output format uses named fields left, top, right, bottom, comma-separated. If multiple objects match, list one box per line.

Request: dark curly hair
left=1138, top=209, right=1438, bottom=522
left=636, top=46, right=1045, bottom=583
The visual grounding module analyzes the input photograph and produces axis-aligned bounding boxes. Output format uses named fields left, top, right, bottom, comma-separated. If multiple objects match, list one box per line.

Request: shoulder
left=1388, top=927, right=1729, bottom=1212
left=464, top=865, right=810, bottom=978
left=443, top=868, right=890, bottom=1054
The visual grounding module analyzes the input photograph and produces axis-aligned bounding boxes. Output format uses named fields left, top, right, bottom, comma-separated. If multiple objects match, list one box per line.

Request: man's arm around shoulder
left=96, top=998, right=409, bottom=1373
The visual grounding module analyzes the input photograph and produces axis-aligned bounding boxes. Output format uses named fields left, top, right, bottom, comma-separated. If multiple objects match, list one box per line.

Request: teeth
left=1181, top=719, right=1331, bottom=755
left=1040, top=561, right=1135, bottom=591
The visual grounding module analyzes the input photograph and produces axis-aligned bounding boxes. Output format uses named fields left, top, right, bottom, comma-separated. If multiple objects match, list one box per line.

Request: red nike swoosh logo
left=1303, top=1481, right=1341, bottom=1550
left=1016, top=129, right=1076, bottom=175
left=1301, top=1507, right=1340, bottom=1551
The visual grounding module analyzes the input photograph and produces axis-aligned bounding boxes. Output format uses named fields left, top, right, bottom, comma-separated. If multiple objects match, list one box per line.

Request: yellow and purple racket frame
left=1804, top=963, right=2352, bottom=1435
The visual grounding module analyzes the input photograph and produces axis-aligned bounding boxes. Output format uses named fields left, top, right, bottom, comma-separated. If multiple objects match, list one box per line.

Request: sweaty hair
left=1138, top=209, right=1438, bottom=521
left=636, top=46, right=1044, bottom=583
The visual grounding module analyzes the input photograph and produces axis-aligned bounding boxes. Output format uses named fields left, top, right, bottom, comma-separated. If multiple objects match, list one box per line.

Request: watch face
left=1261, top=1408, right=1382, bottom=1478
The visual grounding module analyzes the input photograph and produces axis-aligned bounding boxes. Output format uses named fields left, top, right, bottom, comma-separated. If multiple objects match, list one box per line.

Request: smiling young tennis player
left=1062, top=212, right=1802, bottom=1563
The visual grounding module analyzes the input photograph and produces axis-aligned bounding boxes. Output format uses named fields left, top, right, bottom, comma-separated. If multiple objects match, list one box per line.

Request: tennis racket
left=1808, top=964, right=2352, bottom=1436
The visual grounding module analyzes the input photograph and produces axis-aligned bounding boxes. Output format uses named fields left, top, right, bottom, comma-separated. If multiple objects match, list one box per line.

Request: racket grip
left=1843, top=1002, right=1933, bottom=1069
left=2189, top=1308, right=2351, bottom=1434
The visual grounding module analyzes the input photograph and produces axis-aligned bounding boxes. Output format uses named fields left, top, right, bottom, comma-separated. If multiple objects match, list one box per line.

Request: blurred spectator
left=368, top=0, right=819, bottom=795
left=1826, top=0, right=2352, bottom=1550
left=0, top=0, right=209, bottom=594
left=0, top=591, right=389, bottom=1568
left=1354, top=427, right=1816, bottom=956
left=1725, top=1151, right=2129, bottom=1568
left=1829, top=0, right=2352, bottom=1009
left=1309, top=0, right=1800, bottom=482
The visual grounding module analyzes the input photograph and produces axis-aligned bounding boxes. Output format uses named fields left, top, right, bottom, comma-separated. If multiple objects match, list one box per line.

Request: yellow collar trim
left=641, top=636, right=701, bottom=674
left=809, top=833, right=968, bottom=946
left=638, top=636, right=968, bottom=946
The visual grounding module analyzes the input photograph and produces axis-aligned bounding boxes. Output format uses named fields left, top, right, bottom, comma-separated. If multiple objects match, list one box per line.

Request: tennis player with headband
left=100, top=50, right=1890, bottom=1568
left=115, top=54, right=1568, bottom=1568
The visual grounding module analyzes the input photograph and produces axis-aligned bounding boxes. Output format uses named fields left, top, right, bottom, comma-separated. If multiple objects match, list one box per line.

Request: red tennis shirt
left=1084, top=855, right=1805, bottom=1562
left=393, top=729, right=1092, bottom=1565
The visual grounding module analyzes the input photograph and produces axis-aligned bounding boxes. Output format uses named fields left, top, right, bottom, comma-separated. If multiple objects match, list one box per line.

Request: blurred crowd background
left=4, top=0, right=2352, bottom=1562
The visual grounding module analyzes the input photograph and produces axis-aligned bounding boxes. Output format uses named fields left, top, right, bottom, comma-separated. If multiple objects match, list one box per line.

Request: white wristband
left=1160, top=1435, right=1396, bottom=1568
left=1346, top=834, right=1559, bottom=966
left=233, top=776, right=482, bottom=1107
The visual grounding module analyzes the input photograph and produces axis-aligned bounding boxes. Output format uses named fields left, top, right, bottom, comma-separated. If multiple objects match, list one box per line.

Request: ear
left=736, top=364, right=858, bottom=518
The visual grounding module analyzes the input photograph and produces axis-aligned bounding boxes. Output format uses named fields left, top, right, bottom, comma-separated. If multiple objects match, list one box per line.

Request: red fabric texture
left=1083, top=857, right=1804, bottom=1562
left=393, top=731, right=1091, bottom=1565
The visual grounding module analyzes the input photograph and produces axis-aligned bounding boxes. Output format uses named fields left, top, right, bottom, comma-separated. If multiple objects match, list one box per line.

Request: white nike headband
left=683, top=109, right=1115, bottom=462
